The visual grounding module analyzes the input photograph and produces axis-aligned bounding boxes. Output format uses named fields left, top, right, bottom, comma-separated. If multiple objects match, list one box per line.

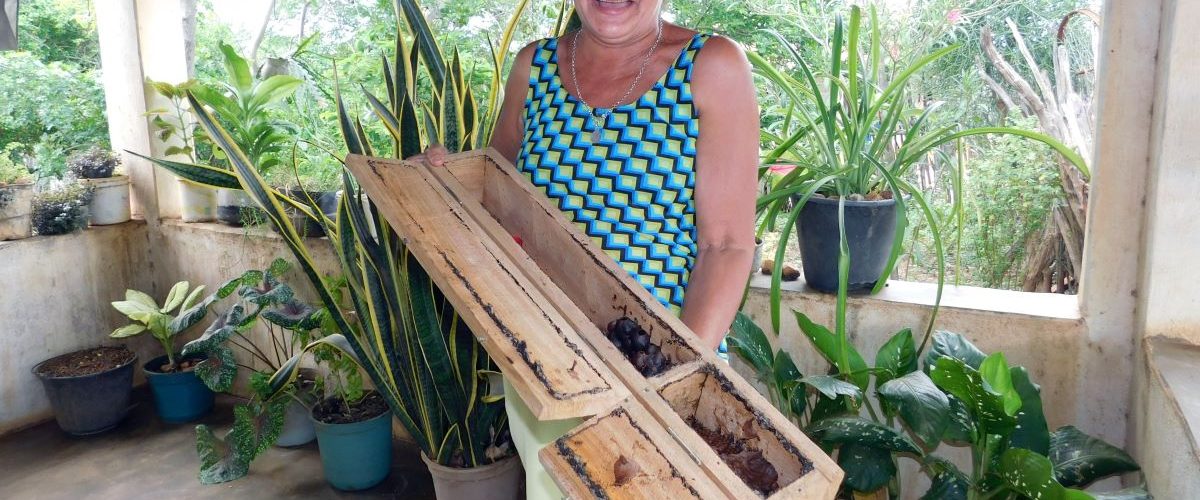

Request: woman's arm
left=680, top=36, right=760, bottom=350
left=489, top=42, right=538, bottom=163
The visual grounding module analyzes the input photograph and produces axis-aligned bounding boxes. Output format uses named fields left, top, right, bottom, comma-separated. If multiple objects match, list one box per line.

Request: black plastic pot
left=284, top=189, right=338, bottom=238
left=796, top=195, right=898, bottom=293
left=216, top=188, right=266, bottom=227
left=32, top=351, right=137, bottom=435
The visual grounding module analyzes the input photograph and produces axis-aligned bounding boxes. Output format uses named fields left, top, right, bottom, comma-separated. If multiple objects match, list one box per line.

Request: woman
left=415, top=0, right=758, bottom=495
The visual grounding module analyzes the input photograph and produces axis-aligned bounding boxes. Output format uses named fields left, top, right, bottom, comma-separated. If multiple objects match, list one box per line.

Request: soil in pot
left=144, top=354, right=214, bottom=423
left=33, top=346, right=137, bottom=435
left=311, top=391, right=393, bottom=491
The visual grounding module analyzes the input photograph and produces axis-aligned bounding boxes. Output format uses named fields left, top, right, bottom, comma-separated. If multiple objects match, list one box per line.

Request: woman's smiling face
left=573, top=0, right=664, bottom=45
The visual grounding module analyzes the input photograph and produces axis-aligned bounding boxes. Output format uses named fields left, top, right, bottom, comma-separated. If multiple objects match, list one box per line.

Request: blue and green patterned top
left=517, top=33, right=710, bottom=313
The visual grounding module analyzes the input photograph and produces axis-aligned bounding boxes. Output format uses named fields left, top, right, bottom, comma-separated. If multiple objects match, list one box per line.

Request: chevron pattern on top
left=517, top=34, right=709, bottom=312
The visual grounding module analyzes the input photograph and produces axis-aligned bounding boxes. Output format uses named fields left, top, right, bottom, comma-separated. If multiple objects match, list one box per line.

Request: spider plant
left=751, top=6, right=1090, bottom=339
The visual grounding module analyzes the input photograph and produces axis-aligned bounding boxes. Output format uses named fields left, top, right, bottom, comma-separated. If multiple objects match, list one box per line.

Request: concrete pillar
left=134, top=0, right=192, bottom=220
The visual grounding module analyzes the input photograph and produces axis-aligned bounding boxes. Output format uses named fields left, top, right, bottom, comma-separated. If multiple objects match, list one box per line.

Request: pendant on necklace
left=591, top=127, right=601, bottom=143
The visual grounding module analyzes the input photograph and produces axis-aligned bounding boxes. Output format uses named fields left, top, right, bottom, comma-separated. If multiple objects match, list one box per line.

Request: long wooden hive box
left=345, top=150, right=842, bottom=499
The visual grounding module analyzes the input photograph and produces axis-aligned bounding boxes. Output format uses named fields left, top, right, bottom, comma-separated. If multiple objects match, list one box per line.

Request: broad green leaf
left=182, top=304, right=243, bottom=356
left=795, top=311, right=869, bottom=390
left=194, top=346, right=237, bottom=393
left=110, top=323, right=147, bottom=338
left=941, top=395, right=976, bottom=444
left=878, top=371, right=950, bottom=446
left=838, top=443, right=894, bottom=493
left=195, top=424, right=249, bottom=484
left=875, top=328, right=917, bottom=388
left=806, top=416, right=922, bottom=455
left=126, top=289, right=160, bottom=310
left=728, top=312, right=774, bottom=377
left=179, top=284, right=208, bottom=312
left=1009, top=366, right=1050, bottom=455
left=773, top=351, right=805, bottom=418
left=979, top=352, right=1021, bottom=416
left=228, top=399, right=287, bottom=460
left=925, top=331, right=986, bottom=370
left=218, top=42, right=253, bottom=94
left=998, top=448, right=1065, bottom=500
left=168, top=293, right=215, bottom=337
left=921, top=456, right=969, bottom=500
left=111, top=300, right=158, bottom=323
left=261, top=300, right=319, bottom=331
left=1049, top=426, right=1140, bottom=488
left=810, top=394, right=853, bottom=422
left=798, top=375, right=863, bottom=401
left=929, top=356, right=1016, bottom=436
left=161, top=281, right=190, bottom=313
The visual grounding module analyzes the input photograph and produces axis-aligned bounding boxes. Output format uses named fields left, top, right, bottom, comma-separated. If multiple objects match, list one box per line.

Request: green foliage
left=110, top=281, right=214, bottom=370
left=0, top=143, right=33, bottom=186
left=730, top=314, right=1147, bottom=499
left=30, top=182, right=92, bottom=236
left=67, top=146, right=121, bottom=179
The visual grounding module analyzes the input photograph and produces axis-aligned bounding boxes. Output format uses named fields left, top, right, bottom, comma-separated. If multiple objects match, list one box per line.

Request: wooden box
left=345, top=150, right=842, bottom=499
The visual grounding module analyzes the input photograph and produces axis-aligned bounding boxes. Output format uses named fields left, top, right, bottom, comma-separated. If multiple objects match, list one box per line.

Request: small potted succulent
left=32, top=346, right=138, bottom=435
left=68, top=146, right=130, bottom=225
left=110, top=281, right=216, bottom=422
left=0, top=144, right=35, bottom=240
left=31, top=182, right=93, bottom=236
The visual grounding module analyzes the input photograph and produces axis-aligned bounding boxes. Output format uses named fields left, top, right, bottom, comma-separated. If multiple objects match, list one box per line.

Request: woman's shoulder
left=692, top=34, right=748, bottom=68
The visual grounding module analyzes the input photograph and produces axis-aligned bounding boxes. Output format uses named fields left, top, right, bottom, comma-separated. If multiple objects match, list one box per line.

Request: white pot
left=0, top=183, right=34, bottom=240
left=80, top=175, right=131, bottom=225
left=177, top=178, right=215, bottom=222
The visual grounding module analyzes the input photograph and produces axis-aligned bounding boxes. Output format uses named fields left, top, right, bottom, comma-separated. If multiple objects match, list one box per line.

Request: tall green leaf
left=1049, top=426, right=1141, bottom=488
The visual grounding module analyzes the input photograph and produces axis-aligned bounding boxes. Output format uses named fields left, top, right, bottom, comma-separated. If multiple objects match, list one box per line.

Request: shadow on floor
left=0, top=389, right=436, bottom=499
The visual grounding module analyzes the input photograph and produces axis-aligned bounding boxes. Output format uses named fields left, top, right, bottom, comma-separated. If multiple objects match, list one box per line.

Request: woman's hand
left=406, top=143, right=449, bottom=167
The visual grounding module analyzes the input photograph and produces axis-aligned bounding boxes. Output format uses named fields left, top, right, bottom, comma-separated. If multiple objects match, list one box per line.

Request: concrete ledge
left=1138, top=337, right=1200, bottom=498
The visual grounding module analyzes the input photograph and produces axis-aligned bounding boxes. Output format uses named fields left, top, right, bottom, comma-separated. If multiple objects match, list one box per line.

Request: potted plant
left=109, top=281, right=216, bottom=423
left=146, top=79, right=217, bottom=223
left=31, top=346, right=138, bottom=435
left=308, top=351, right=393, bottom=491
left=190, top=42, right=299, bottom=227
left=31, top=181, right=93, bottom=236
left=268, top=154, right=341, bottom=238
left=68, top=146, right=130, bottom=225
left=0, top=143, right=35, bottom=240
left=750, top=7, right=1088, bottom=322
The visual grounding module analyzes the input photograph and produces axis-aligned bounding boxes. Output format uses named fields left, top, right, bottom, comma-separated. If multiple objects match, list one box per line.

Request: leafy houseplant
left=184, top=259, right=334, bottom=483
left=191, top=42, right=301, bottom=226
left=146, top=79, right=216, bottom=223
left=30, top=181, right=92, bottom=236
left=144, top=2, right=533, bottom=496
left=110, top=281, right=217, bottom=422
left=0, top=143, right=35, bottom=240
left=729, top=314, right=1147, bottom=499
left=68, top=146, right=130, bottom=225
left=751, top=7, right=1090, bottom=328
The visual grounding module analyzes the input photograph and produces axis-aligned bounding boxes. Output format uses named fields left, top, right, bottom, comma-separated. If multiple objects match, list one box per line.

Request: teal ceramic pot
left=143, top=354, right=214, bottom=423
left=312, top=405, right=393, bottom=491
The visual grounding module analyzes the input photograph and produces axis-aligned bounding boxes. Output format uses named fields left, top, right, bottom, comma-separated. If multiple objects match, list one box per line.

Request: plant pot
left=275, top=398, right=316, bottom=447
left=143, top=354, right=214, bottom=423
left=796, top=195, right=897, bottom=293
left=422, top=452, right=523, bottom=500
left=216, top=188, right=260, bottom=226
left=178, top=178, right=215, bottom=222
left=284, top=189, right=338, bottom=238
left=311, top=400, right=393, bottom=491
left=32, top=347, right=137, bottom=435
left=80, top=175, right=130, bottom=225
left=0, top=182, right=34, bottom=240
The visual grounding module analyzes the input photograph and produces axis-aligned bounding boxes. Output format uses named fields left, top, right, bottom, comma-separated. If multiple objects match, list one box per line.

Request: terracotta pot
left=421, top=452, right=522, bottom=500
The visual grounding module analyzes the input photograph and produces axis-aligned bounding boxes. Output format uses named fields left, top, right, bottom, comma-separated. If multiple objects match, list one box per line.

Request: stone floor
left=0, top=390, right=436, bottom=499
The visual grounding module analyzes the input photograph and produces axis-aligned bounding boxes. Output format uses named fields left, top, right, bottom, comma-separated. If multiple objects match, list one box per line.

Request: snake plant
left=144, top=0, right=535, bottom=470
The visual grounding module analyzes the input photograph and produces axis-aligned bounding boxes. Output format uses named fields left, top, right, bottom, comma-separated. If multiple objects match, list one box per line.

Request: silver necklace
left=570, top=19, right=665, bottom=142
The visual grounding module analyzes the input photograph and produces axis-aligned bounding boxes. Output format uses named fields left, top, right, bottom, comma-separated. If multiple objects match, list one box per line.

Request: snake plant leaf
left=925, top=330, right=987, bottom=370
left=998, top=448, right=1066, bottom=500
left=195, top=424, right=249, bottom=484
left=921, top=456, right=969, bottom=500
left=194, top=345, right=237, bottom=393
left=838, top=443, right=895, bottom=493
left=1049, top=426, right=1141, bottom=488
left=394, top=0, right=445, bottom=90
left=875, top=328, right=917, bottom=388
left=979, top=352, right=1022, bottom=416
left=265, top=335, right=359, bottom=400
left=929, top=357, right=1017, bottom=437
left=878, top=371, right=950, bottom=447
left=795, top=311, right=869, bottom=390
left=807, top=416, right=922, bottom=455
left=131, top=152, right=241, bottom=189
left=1009, top=366, right=1050, bottom=455
left=161, top=281, right=190, bottom=314
left=110, top=323, right=147, bottom=339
